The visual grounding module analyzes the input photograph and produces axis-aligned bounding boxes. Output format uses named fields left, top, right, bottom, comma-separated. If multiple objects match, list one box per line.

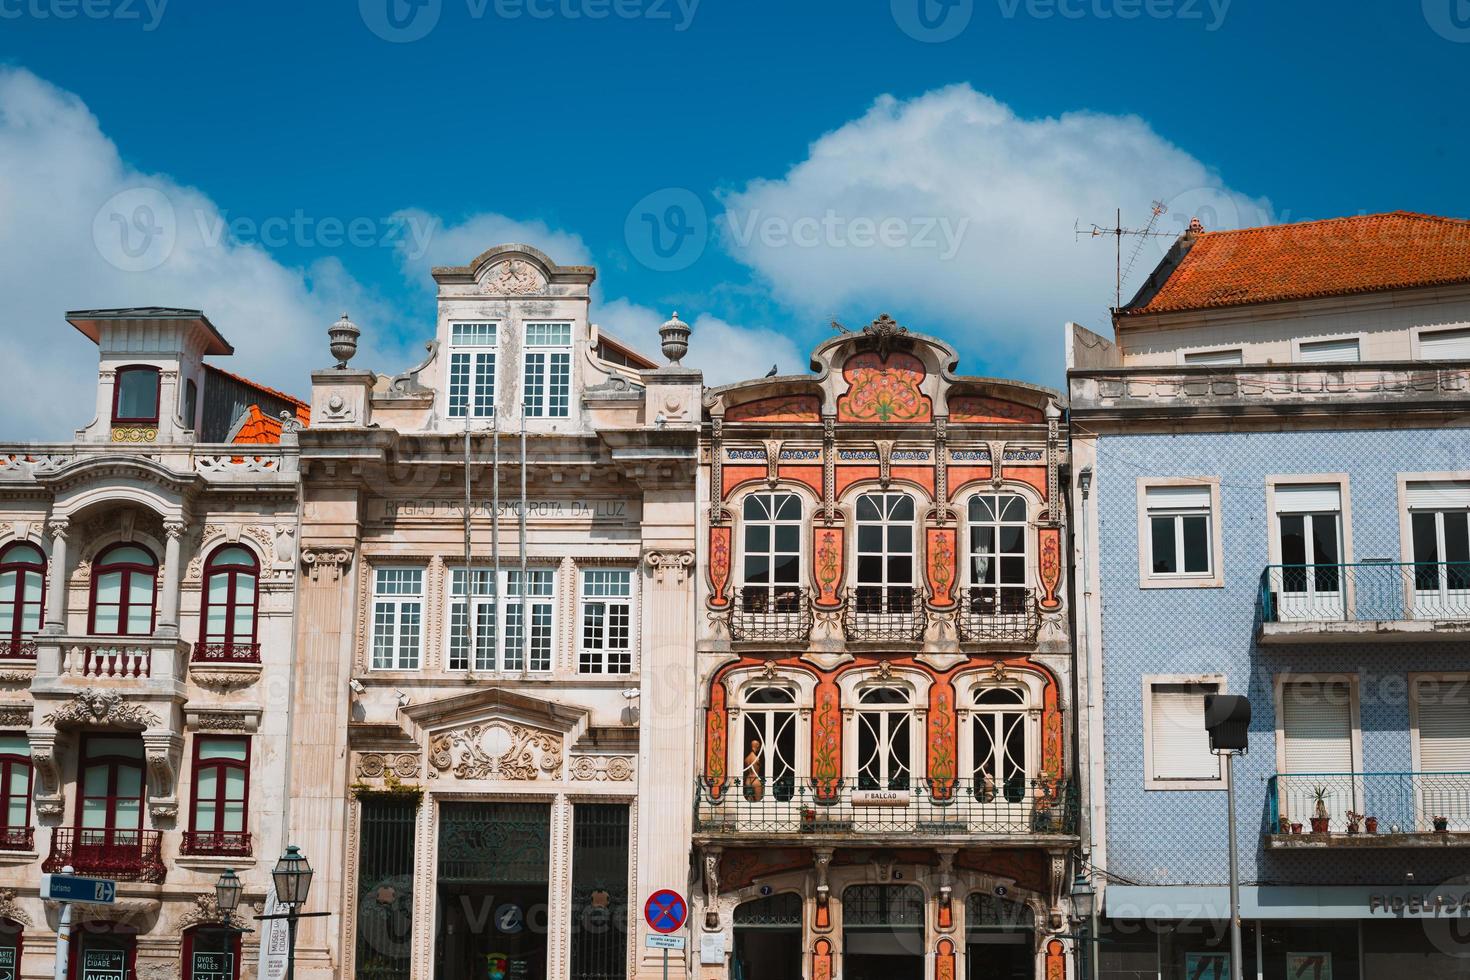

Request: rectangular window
left=1280, top=678, right=1357, bottom=826
left=1298, top=337, right=1360, bottom=363
left=1147, top=681, right=1221, bottom=785
left=1406, top=481, right=1470, bottom=611
left=1420, top=326, right=1470, bottom=360
left=524, top=322, right=572, bottom=418
left=1414, top=676, right=1470, bottom=829
left=1273, top=483, right=1344, bottom=621
left=371, top=568, right=423, bottom=670
left=0, top=734, right=31, bottom=850
left=1145, top=484, right=1213, bottom=577
left=187, top=736, right=249, bottom=855
left=447, top=568, right=555, bottom=673
left=570, top=803, right=630, bottom=980
left=113, top=366, right=161, bottom=423
left=579, top=570, right=633, bottom=674
left=448, top=322, right=497, bottom=419
left=1183, top=349, right=1243, bottom=366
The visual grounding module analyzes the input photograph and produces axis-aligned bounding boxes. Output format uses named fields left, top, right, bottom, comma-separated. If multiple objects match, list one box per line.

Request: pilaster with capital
left=157, top=519, right=187, bottom=636
left=43, top=518, right=68, bottom=632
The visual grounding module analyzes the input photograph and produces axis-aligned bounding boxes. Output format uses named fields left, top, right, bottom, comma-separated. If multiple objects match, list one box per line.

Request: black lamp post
left=1070, top=870, right=1096, bottom=980
left=214, top=868, right=242, bottom=917
left=272, top=845, right=314, bottom=980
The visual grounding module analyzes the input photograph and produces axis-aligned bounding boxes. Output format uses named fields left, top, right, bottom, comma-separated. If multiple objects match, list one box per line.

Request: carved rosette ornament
left=428, top=723, right=562, bottom=781
left=357, top=752, right=422, bottom=780
left=569, top=755, right=634, bottom=781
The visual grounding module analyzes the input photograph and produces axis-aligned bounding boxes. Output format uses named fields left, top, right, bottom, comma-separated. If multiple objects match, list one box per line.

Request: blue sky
left=1, top=0, right=1467, bottom=436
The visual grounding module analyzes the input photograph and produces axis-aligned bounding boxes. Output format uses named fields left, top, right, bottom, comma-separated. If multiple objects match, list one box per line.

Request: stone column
left=43, top=518, right=68, bottom=633
left=158, top=519, right=186, bottom=637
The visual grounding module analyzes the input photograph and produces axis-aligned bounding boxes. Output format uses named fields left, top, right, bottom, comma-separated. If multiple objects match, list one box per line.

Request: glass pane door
left=1277, top=512, right=1343, bottom=620
left=1411, top=510, right=1470, bottom=619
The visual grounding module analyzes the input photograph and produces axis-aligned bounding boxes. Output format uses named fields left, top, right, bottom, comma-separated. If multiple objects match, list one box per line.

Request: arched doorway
left=842, top=884, right=924, bottom=980
left=732, top=892, right=803, bottom=980
left=966, top=893, right=1035, bottom=980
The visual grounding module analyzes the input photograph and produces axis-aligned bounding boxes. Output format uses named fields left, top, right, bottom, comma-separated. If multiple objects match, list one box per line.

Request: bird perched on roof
left=765, top=364, right=779, bottom=377
left=831, top=319, right=850, bottom=334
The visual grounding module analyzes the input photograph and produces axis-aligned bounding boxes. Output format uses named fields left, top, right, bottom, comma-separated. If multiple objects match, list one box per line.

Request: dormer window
left=112, top=366, right=160, bottom=425
left=523, top=322, right=572, bottom=418
left=448, top=322, right=497, bottom=420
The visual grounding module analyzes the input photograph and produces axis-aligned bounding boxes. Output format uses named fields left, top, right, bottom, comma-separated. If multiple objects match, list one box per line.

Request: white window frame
left=724, top=667, right=817, bottom=784
left=444, top=567, right=557, bottom=673
left=964, top=491, right=1031, bottom=605
left=735, top=683, right=801, bottom=796
left=836, top=668, right=929, bottom=789
left=578, top=568, right=635, bottom=675
left=370, top=567, right=424, bottom=671
left=852, top=684, right=916, bottom=790
left=1143, top=675, right=1227, bottom=790
left=1137, top=477, right=1224, bottom=589
left=1272, top=672, right=1364, bottom=826
left=738, top=491, right=805, bottom=590
left=1265, top=475, right=1353, bottom=617
left=522, top=321, right=573, bottom=419
left=447, top=321, right=498, bottom=420
left=1408, top=672, right=1470, bottom=772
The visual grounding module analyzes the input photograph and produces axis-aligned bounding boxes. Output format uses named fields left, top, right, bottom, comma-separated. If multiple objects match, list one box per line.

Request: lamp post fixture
left=214, top=868, right=242, bottom=918
left=1205, top=694, right=1252, bottom=980
left=1069, top=870, right=1097, bottom=980
left=272, top=845, right=314, bottom=980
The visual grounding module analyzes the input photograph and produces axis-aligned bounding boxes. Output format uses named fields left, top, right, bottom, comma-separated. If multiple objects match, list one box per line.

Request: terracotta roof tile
left=1121, top=211, right=1470, bottom=316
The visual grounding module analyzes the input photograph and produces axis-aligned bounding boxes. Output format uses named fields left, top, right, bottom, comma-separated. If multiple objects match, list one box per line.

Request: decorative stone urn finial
left=328, top=311, right=360, bottom=369
left=659, top=311, right=691, bottom=366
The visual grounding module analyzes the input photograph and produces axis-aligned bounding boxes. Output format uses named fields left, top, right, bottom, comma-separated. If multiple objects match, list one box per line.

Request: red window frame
left=0, top=739, right=31, bottom=851
left=187, top=736, right=250, bottom=854
left=0, top=542, right=45, bottom=649
left=76, top=734, right=146, bottom=832
left=88, top=543, right=158, bottom=637
left=111, top=365, right=161, bottom=425
left=181, top=926, right=241, bottom=980
left=199, top=546, right=260, bottom=653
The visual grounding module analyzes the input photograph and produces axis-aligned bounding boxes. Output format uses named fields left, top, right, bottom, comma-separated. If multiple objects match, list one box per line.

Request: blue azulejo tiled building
left=1068, top=212, right=1470, bottom=980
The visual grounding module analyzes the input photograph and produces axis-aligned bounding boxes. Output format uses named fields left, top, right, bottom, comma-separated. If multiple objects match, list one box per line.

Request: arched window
left=972, top=687, right=1031, bottom=803
left=90, top=544, right=158, bottom=636
left=855, top=685, right=913, bottom=790
left=112, top=365, right=161, bottom=425
left=186, top=736, right=250, bottom=856
left=854, top=493, right=915, bottom=614
left=200, top=546, right=259, bottom=660
left=966, top=892, right=1035, bottom=933
left=741, top=493, right=803, bottom=612
left=967, top=494, right=1028, bottom=614
left=0, top=734, right=32, bottom=851
left=740, top=686, right=797, bottom=801
left=0, top=542, right=45, bottom=653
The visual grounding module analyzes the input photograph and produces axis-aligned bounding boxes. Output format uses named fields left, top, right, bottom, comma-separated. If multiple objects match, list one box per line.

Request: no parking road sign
left=644, top=889, right=688, bottom=934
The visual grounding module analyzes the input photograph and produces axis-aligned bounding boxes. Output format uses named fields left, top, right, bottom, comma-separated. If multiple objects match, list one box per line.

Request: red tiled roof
left=232, top=403, right=310, bottom=445
left=1121, top=211, right=1470, bottom=316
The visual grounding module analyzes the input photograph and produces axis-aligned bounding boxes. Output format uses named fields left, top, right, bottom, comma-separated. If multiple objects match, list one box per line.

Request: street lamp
left=1069, top=871, right=1096, bottom=980
left=214, top=868, right=242, bottom=916
left=1205, top=694, right=1252, bottom=980
left=271, top=846, right=315, bottom=980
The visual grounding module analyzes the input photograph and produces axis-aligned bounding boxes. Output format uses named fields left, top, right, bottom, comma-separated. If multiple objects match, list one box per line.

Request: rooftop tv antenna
left=1075, top=201, right=1173, bottom=311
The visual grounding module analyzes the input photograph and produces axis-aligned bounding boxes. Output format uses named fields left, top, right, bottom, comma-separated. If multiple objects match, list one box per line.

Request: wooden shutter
left=1418, top=682, right=1470, bottom=772
left=1150, top=683, right=1218, bottom=780
left=1282, top=681, right=1353, bottom=773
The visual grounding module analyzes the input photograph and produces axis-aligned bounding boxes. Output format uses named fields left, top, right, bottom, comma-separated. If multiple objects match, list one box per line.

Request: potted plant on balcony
left=1291, top=822, right=1303, bottom=834
left=1365, top=815, right=1378, bottom=834
left=1310, top=786, right=1332, bottom=834
left=1345, top=811, right=1362, bottom=835
left=1434, top=815, right=1450, bottom=832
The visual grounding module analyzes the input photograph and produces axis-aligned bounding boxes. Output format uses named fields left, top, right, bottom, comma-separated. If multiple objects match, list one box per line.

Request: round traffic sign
left=644, top=889, right=688, bottom=934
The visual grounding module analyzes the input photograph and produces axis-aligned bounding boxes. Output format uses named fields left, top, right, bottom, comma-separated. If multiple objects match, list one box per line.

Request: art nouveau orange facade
left=692, top=317, right=1079, bottom=980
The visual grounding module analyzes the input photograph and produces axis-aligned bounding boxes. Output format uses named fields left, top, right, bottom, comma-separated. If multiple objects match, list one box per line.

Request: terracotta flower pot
left=1365, top=817, right=1378, bottom=834
left=1291, top=823, right=1303, bottom=834
left=1435, top=817, right=1450, bottom=832
left=1310, top=817, right=1330, bottom=834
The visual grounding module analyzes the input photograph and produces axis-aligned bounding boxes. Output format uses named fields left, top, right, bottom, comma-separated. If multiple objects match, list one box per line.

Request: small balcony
left=43, top=827, right=166, bottom=882
left=843, top=586, right=925, bottom=643
left=181, top=830, right=253, bottom=858
left=1266, top=772, right=1470, bottom=848
left=729, top=587, right=813, bottom=644
left=1257, top=562, right=1470, bottom=643
left=0, top=827, right=33, bottom=852
left=694, top=777, right=1078, bottom=843
left=31, top=635, right=189, bottom=696
left=0, top=638, right=36, bottom=661
left=193, top=641, right=261, bottom=664
left=957, top=587, right=1041, bottom=643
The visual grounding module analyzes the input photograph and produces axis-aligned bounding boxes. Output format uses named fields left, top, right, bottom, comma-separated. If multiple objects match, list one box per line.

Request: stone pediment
left=401, top=687, right=592, bottom=784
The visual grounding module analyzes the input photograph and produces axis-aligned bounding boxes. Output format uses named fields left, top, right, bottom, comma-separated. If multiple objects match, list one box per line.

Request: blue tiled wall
left=1095, top=426, right=1470, bottom=886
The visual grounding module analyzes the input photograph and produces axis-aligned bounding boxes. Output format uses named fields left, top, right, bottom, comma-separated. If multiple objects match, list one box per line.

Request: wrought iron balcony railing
left=43, top=827, right=166, bottom=882
left=957, top=587, right=1041, bottom=643
left=1258, top=562, right=1470, bottom=625
left=730, top=586, right=813, bottom=643
left=194, top=641, right=262, bottom=664
left=0, top=826, right=32, bottom=851
left=695, top=776, right=1078, bottom=837
left=1267, top=772, right=1470, bottom=836
left=843, top=586, right=925, bottom=642
left=0, top=638, right=35, bottom=660
left=181, top=830, right=253, bottom=857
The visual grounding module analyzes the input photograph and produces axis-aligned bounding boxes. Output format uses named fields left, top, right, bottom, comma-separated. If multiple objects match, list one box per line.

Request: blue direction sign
left=644, top=889, right=688, bottom=935
left=40, top=873, right=116, bottom=904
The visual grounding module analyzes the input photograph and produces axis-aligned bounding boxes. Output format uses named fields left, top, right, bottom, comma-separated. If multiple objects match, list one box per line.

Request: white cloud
left=0, top=67, right=410, bottom=440
left=593, top=298, right=805, bottom=386
left=718, top=83, right=1273, bottom=381
left=389, top=208, right=593, bottom=280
